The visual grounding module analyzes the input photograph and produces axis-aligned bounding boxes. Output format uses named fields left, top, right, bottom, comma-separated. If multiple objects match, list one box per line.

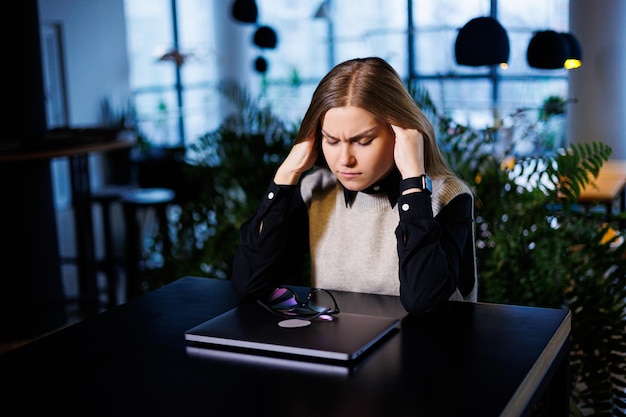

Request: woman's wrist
left=274, top=167, right=301, bottom=185
left=399, top=175, right=432, bottom=195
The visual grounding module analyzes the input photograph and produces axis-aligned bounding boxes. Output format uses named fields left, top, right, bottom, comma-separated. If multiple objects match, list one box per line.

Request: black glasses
left=257, top=286, right=340, bottom=320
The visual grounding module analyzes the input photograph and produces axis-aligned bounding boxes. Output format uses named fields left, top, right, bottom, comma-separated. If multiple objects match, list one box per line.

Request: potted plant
left=162, top=80, right=298, bottom=282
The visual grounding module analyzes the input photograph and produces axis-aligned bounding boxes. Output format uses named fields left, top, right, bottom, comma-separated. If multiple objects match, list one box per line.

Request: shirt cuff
left=257, top=181, right=296, bottom=213
left=397, top=191, right=433, bottom=220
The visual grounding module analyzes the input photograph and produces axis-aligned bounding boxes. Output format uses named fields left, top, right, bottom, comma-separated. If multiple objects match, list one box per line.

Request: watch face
left=424, top=175, right=432, bottom=192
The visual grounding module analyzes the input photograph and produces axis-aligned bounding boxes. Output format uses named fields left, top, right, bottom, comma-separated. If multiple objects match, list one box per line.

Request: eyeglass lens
left=269, top=287, right=301, bottom=309
left=268, top=288, right=317, bottom=317
left=265, top=287, right=338, bottom=319
left=307, top=289, right=336, bottom=313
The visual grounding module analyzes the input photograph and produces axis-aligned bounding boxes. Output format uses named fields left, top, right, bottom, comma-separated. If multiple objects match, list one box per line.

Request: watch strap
left=399, top=175, right=432, bottom=195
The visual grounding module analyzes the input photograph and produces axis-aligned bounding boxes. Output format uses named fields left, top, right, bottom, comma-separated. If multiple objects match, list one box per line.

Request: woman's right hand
left=391, top=125, right=425, bottom=179
left=274, top=135, right=319, bottom=185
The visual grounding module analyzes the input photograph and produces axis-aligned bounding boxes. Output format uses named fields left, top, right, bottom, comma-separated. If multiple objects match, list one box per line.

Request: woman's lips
left=339, top=171, right=360, bottom=180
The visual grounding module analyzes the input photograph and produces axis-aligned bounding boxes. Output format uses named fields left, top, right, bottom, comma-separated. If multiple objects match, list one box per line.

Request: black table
left=0, top=277, right=571, bottom=416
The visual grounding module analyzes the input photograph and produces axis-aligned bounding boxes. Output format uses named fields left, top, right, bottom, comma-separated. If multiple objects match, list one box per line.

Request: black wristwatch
left=399, top=174, right=432, bottom=195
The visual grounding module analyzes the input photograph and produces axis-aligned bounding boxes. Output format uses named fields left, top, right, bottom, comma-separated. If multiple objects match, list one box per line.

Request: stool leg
left=155, top=205, right=171, bottom=260
left=123, top=203, right=142, bottom=300
left=100, top=202, right=118, bottom=308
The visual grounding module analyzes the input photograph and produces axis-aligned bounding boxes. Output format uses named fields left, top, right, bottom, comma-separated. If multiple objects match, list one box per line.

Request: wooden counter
left=578, top=159, right=626, bottom=221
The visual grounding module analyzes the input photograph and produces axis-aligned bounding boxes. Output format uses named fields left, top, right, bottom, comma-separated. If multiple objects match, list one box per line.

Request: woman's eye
left=325, top=138, right=339, bottom=146
left=357, top=138, right=374, bottom=146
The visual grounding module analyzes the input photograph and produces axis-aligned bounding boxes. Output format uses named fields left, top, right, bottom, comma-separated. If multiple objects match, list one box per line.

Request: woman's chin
left=338, top=180, right=365, bottom=192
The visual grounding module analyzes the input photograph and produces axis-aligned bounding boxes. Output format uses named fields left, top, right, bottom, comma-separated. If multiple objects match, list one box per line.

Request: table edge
left=500, top=309, right=572, bottom=416
left=0, top=135, right=135, bottom=163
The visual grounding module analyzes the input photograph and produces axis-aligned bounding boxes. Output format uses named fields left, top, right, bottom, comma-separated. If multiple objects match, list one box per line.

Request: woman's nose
left=339, top=144, right=355, bottom=166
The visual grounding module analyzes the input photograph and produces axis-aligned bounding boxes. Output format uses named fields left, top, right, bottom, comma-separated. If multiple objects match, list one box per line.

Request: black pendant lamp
left=254, top=56, right=268, bottom=73
left=231, top=0, right=257, bottom=24
left=455, top=17, right=510, bottom=67
left=562, top=33, right=582, bottom=69
left=527, top=30, right=567, bottom=69
left=253, top=25, right=278, bottom=49
left=527, top=30, right=582, bottom=70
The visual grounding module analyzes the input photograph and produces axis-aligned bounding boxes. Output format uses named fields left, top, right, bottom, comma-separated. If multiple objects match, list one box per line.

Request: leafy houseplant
left=539, top=95, right=568, bottom=121
left=163, top=80, right=298, bottom=282
left=537, top=95, right=571, bottom=152
left=417, top=85, right=625, bottom=416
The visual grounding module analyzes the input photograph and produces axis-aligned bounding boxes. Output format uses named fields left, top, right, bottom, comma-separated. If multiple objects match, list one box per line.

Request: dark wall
left=1, top=1, right=66, bottom=340
left=8, top=1, right=47, bottom=148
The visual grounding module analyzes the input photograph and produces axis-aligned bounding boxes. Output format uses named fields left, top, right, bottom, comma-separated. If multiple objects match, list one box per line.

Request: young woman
left=231, top=57, right=477, bottom=315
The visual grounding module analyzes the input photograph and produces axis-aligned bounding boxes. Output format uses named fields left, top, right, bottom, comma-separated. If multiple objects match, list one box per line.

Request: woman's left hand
left=391, top=125, right=425, bottom=178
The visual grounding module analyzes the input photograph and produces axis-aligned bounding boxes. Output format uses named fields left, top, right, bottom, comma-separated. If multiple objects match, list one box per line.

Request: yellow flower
left=500, top=156, right=516, bottom=171
left=475, top=173, right=483, bottom=185
left=599, top=224, right=622, bottom=246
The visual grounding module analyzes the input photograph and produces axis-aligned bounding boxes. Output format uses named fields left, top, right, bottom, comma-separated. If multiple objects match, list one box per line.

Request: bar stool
left=120, top=187, right=176, bottom=300
left=91, top=185, right=135, bottom=309
left=92, top=145, right=183, bottom=305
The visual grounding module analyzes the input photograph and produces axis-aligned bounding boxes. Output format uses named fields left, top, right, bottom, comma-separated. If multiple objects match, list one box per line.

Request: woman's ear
left=388, top=123, right=395, bottom=137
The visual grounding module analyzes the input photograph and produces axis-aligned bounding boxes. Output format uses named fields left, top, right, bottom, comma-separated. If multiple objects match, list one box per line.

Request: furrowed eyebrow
left=321, top=126, right=378, bottom=142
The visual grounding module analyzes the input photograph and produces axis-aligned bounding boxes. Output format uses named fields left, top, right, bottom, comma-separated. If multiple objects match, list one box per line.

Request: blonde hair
left=298, top=57, right=454, bottom=177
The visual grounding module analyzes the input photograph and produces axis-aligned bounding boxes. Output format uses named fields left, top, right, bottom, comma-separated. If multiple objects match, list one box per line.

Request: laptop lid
left=184, top=302, right=400, bottom=363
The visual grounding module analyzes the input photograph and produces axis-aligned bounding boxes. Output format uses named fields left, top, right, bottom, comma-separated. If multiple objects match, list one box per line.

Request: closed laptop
left=184, top=302, right=400, bottom=363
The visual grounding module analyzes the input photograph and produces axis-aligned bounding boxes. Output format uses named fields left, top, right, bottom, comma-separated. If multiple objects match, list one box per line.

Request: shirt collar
left=342, top=168, right=401, bottom=207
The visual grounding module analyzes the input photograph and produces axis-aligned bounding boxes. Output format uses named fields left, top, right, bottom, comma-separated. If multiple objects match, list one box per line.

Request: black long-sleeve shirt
left=231, top=170, right=476, bottom=315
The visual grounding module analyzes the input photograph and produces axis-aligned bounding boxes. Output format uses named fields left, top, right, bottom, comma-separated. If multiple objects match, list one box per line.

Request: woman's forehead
left=321, top=106, right=381, bottom=137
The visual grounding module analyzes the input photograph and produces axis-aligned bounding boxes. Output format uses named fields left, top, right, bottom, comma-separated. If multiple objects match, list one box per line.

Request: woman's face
left=321, top=106, right=395, bottom=191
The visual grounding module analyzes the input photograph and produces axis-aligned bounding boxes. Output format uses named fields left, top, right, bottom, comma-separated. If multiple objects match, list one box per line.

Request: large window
left=124, top=0, right=221, bottom=147
left=124, top=0, right=570, bottom=147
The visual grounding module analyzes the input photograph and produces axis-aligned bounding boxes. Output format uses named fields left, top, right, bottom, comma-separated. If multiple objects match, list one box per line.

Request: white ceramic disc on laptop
left=278, top=319, right=311, bottom=328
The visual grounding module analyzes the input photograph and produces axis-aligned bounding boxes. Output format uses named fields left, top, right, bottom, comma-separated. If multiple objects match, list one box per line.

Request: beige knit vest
left=301, top=169, right=476, bottom=301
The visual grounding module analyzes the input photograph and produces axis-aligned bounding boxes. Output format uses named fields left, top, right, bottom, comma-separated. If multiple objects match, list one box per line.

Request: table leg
left=69, top=154, right=100, bottom=317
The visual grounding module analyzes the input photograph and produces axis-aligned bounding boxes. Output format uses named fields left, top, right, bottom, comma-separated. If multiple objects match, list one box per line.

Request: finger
left=390, top=124, right=401, bottom=137
left=391, top=125, right=412, bottom=142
